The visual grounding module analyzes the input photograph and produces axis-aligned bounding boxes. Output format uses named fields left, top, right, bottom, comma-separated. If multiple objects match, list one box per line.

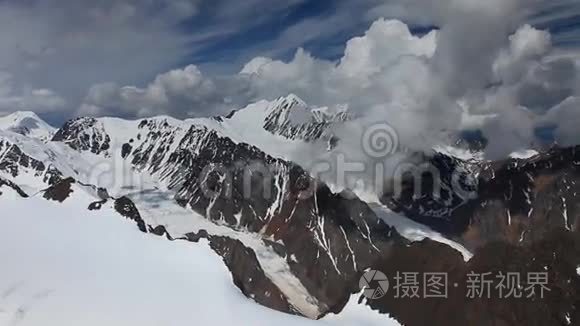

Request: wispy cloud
left=0, top=0, right=578, bottom=128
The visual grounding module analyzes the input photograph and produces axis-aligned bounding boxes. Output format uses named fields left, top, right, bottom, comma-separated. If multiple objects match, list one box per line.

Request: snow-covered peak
left=509, top=149, right=539, bottom=159
left=266, top=94, right=311, bottom=125
left=0, top=111, right=56, bottom=141
left=311, top=104, right=350, bottom=123
left=253, top=94, right=350, bottom=143
left=433, top=145, right=484, bottom=162
left=2, top=110, right=40, bottom=120
left=268, top=94, right=350, bottom=124
left=280, top=93, right=307, bottom=107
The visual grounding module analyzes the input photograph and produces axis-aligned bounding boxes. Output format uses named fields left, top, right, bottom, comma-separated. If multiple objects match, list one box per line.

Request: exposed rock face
left=0, top=137, right=62, bottom=187
left=0, top=176, right=28, bottom=197
left=88, top=199, right=107, bottom=210
left=227, top=95, right=350, bottom=143
left=3, top=103, right=580, bottom=325
left=261, top=96, right=349, bottom=142
left=143, top=130, right=406, bottom=318
left=114, top=196, right=148, bottom=233
left=47, top=113, right=408, bottom=318
left=130, top=118, right=191, bottom=174
left=43, top=177, right=75, bottom=202
left=365, top=229, right=580, bottom=326
left=374, top=146, right=580, bottom=325
left=382, top=151, right=480, bottom=237
left=52, top=117, right=111, bottom=154
left=209, top=236, right=298, bottom=315
left=468, top=146, right=580, bottom=247
left=121, top=143, right=132, bottom=159
left=384, top=146, right=580, bottom=250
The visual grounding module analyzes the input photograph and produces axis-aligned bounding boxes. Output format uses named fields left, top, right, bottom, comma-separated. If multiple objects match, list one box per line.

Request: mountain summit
left=0, top=111, right=56, bottom=141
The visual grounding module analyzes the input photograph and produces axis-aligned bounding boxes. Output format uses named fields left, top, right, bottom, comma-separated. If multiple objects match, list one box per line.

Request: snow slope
left=0, top=192, right=400, bottom=326
left=0, top=112, right=55, bottom=141
left=371, top=204, right=473, bottom=261
left=509, top=149, right=540, bottom=159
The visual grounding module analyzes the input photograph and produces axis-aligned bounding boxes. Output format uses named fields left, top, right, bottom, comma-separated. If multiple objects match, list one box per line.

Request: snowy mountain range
left=1, top=95, right=579, bottom=325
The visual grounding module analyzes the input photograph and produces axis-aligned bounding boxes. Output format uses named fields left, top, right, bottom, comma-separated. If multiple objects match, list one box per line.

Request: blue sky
left=179, top=0, right=580, bottom=74
left=0, top=0, right=578, bottom=129
left=176, top=0, right=441, bottom=74
left=179, top=0, right=370, bottom=73
left=183, top=0, right=339, bottom=67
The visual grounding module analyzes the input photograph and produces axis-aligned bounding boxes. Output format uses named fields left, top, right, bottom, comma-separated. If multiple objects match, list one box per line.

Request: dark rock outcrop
left=38, top=111, right=580, bottom=324
left=366, top=229, right=580, bottom=326
left=0, top=176, right=28, bottom=197
left=0, top=138, right=62, bottom=186
left=260, top=96, right=349, bottom=142
left=114, top=196, right=148, bottom=233
left=43, top=177, right=75, bottom=202
left=374, top=146, right=580, bottom=325
left=159, top=129, right=406, bottom=316
left=209, top=236, right=299, bottom=315
left=385, top=146, right=580, bottom=250
left=52, top=117, right=111, bottom=154
left=88, top=199, right=107, bottom=210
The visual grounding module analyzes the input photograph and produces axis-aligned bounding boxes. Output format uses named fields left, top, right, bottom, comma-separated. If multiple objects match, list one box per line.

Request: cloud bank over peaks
left=80, top=13, right=580, bottom=160
left=79, top=65, right=252, bottom=118
left=0, top=0, right=205, bottom=119
left=0, top=71, right=65, bottom=116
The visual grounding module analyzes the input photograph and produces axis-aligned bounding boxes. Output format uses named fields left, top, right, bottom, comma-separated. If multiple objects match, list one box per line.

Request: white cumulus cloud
left=79, top=4, right=580, bottom=159
left=0, top=71, right=65, bottom=115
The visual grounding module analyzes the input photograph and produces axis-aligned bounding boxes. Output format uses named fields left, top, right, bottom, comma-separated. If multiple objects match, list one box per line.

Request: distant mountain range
left=0, top=95, right=579, bottom=325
